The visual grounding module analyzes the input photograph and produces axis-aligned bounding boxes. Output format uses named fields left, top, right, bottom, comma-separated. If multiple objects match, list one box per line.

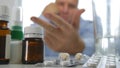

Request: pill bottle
left=0, top=5, right=11, bottom=64
left=22, top=26, right=44, bottom=64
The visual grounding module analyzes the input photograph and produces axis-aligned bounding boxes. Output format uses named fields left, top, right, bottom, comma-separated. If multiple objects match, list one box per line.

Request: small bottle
left=0, top=5, right=11, bottom=64
left=10, top=24, right=23, bottom=64
left=10, top=2, right=23, bottom=64
left=22, top=26, right=44, bottom=64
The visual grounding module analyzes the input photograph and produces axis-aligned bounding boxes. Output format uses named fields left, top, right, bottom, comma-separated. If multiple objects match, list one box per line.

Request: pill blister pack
left=82, top=54, right=119, bottom=68
left=82, top=54, right=102, bottom=68
left=35, top=53, right=89, bottom=67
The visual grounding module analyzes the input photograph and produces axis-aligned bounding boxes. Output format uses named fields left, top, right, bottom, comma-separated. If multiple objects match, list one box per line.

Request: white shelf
left=0, top=64, right=82, bottom=68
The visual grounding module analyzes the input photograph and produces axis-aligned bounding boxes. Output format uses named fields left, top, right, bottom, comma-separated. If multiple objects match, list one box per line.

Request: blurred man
left=31, top=0, right=102, bottom=56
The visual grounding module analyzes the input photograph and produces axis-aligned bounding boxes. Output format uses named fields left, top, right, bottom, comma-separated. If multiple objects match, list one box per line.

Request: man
left=31, top=0, right=101, bottom=56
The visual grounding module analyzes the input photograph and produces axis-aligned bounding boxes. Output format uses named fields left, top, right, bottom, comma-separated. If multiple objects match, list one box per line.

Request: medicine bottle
left=22, top=26, right=44, bottom=64
left=10, top=0, right=23, bottom=63
left=0, top=5, right=11, bottom=64
left=10, top=22, right=23, bottom=64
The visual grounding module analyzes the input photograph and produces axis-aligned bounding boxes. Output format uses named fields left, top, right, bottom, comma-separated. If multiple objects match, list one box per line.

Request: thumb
left=42, top=3, right=59, bottom=16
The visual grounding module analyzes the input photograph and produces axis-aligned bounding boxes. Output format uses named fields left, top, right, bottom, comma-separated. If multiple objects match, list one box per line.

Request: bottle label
left=10, top=41, right=22, bottom=64
left=23, top=39, right=44, bottom=63
left=24, top=33, right=43, bottom=38
left=5, top=35, right=11, bottom=59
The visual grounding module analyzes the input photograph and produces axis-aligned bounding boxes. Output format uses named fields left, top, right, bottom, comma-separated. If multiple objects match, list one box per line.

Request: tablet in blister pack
left=35, top=52, right=90, bottom=67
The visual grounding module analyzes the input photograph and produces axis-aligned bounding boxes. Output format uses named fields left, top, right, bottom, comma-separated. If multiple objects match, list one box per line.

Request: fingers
left=31, top=9, right=85, bottom=33
left=44, top=30, right=60, bottom=41
left=44, top=31, right=59, bottom=51
left=44, top=34, right=54, bottom=48
left=71, top=9, right=85, bottom=30
left=31, top=16, right=56, bottom=32
left=44, top=13, right=70, bottom=30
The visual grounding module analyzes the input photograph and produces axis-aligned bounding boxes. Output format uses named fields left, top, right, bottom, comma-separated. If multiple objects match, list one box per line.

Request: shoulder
left=80, top=18, right=93, bottom=28
left=80, top=18, right=93, bottom=24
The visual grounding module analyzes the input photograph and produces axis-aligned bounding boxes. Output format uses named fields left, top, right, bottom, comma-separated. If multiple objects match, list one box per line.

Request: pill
left=75, top=53, right=82, bottom=60
left=59, top=53, right=70, bottom=61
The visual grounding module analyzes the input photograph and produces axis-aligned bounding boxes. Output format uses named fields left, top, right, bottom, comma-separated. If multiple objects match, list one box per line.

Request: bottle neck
left=0, top=20, right=8, bottom=29
left=24, top=33, right=43, bottom=38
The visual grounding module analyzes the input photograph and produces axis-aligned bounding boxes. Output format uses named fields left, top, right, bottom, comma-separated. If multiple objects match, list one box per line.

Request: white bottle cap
left=24, top=26, right=43, bottom=38
left=0, top=5, right=9, bottom=21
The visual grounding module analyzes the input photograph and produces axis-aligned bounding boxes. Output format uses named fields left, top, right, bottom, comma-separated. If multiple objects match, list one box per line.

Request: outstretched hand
left=31, top=3, right=85, bottom=54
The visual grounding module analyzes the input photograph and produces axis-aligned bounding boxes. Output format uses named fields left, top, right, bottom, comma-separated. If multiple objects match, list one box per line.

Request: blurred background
left=22, top=0, right=93, bottom=28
